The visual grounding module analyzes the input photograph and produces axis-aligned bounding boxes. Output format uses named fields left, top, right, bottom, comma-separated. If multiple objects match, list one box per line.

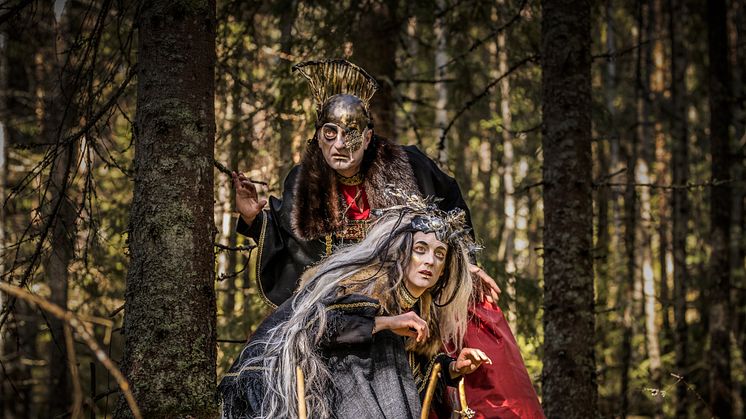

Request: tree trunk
left=668, top=0, right=690, bottom=415
left=620, top=131, right=636, bottom=419
left=1, top=22, right=40, bottom=418
left=217, top=94, right=234, bottom=315
left=277, top=0, right=298, bottom=179
left=0, top=28, right=11, bottom=419
left=652, top=0, right=673, bottom=352
left=540, top=1, right=597, bottom=417
left=620, top=3, right=648, bottom=415
left=404, top=16, right=422, bottom=147
left=220, top=37, right=244, bottom=317
left=118, top=2, right=217, bottom=417
left=726, top=0, right=746, bottom=414
left=0, top=28, right=5, bottom=284
left=483, top=6, right=500, bottom=275
left=497, top=3, right=517, bottom=329
left=707, top=0, right=733, bottom=416
left=434, top=0, right=449, bottom=166
left=41, top=4, right=81, bottom=415
left=640, top=2, right=662, bottom=415
left=350, top=0, right=400, bottom=140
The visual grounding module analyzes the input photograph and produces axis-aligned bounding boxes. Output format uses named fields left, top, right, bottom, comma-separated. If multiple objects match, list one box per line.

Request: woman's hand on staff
left=468, top=264, right=501, bottom=304
left=450, top=348, right=492, bottom=378
left=373, top=312, right=429, bottom=343
left=232, top=171, right=267, bottom=225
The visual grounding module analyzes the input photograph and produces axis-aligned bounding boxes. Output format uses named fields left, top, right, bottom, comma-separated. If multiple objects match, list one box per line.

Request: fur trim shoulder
left=363, top=136, right=419, bottom=210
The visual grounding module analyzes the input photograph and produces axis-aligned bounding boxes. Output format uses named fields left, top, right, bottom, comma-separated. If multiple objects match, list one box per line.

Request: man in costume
left=232, top=59, right=542, bottom=418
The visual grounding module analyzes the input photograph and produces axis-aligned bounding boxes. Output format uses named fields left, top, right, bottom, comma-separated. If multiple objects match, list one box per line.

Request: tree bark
left=652, top=0, right=673, bottom=352
left=620, top=3, right=649, bottom=415
left=434, top=0, right=449, bottom=166
left=726, top=1, right=746, bottom=413
left=1, top=20, right=40, bottom=418
left=41, top=3, right=81, bottom=415
left=640, top=2, right=662, bottom=415
left=497, top=2, right=517, bottom=329
left=118, top=1, right=217, bottom=417
left=706, top=0, right=733, bottom=417
left=668, top=0, right=690, bottom=415
left=540, top=1, right=597, bottom=417
left=620, top=128, right=636, bottom=419
left=221, top=39, right=244, bottom=317
left=277, top=0, right=298, bottom=179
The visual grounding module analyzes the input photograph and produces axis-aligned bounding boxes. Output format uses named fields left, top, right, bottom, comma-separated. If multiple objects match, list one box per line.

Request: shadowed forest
left=0, top=0, right=744, bottom=418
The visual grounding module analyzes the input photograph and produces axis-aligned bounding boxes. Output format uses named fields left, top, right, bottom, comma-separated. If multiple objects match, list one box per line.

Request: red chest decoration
left=339, top=183, right=370, bottom=220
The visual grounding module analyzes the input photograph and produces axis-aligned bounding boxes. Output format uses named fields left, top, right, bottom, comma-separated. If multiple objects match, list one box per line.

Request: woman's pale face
left=405, top=232, right=448, bottom=297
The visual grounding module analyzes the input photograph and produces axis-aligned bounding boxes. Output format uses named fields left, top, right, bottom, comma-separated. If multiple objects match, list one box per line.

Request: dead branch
left=213, top=160, right=268, bottom=185
left=0, top=282, right=142, bottom=419
left=438, top=55, right=539, bottom=150
left=595, top=178, right=736, bottom=190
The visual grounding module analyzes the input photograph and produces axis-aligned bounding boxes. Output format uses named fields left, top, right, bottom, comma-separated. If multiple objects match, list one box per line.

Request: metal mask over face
left=318, top=94, right=368, bottom=152
left=293, top=59, right=378, bottom=153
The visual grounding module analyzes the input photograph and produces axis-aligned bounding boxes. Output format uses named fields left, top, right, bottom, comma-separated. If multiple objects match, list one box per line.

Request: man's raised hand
left=232, top=171, right=267, bottom=225
left=468, top=264, right=501, bottom=304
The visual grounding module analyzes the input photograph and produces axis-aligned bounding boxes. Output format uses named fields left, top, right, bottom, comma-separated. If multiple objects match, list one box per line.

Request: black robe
left=237, top=145, right=472, bottom=307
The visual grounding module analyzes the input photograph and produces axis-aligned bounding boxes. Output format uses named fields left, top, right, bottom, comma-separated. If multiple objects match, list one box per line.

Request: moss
left=147, top=0, right=212, bottom=21
left=141, top=99, right=197, bottom=129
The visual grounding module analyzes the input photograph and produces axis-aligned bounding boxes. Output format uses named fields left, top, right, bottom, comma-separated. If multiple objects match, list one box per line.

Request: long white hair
left=236, top=210, right=475, bottom=418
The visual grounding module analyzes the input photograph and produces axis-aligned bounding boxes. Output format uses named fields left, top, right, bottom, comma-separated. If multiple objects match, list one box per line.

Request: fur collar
left=291, top=135, right=419, bottom=240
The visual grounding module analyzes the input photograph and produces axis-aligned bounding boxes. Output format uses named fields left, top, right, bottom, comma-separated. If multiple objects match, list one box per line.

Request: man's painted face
left=317, top=123, right=371, bottom=177
left=404, top=232, right=449, bottom=297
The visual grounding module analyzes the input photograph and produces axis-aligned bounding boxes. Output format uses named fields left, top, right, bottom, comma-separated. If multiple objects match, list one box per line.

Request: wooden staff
left=420, top=363, right=442, bottom=419
left=455, top=377, right=475, bottom=418
left=296, top=366, right=308, bottom=419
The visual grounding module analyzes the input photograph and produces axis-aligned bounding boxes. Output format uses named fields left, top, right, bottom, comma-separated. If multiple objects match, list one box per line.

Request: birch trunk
left=497, top=5, right=517, bottom=329
left=640, top=2, right=662, bottom=415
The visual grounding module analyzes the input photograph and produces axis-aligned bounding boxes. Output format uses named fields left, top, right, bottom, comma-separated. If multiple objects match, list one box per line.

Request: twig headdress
left=293, top=59, right=379, bottom=145
left=293, top=59, right=379, bottom=114
left=373, top=188, right=476, bottom=249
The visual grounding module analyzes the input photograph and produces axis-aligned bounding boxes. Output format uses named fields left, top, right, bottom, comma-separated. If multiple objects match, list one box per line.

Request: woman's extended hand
left=450, top=347, right=492, bottom=378
left=374, top=312, right=430, bottom=343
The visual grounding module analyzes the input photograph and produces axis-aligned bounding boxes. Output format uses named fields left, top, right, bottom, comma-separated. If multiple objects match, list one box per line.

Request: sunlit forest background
left=0, top=0, right=744, bottom=417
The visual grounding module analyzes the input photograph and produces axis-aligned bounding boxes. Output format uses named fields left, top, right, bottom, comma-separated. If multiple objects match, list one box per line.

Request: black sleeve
left=403, top=146, right=474, bottom=234
left=236, top=210, right=265, bottom=239
left=318, top=294, right=381, bottom=348
left=233, top=166, right=324, bottom=307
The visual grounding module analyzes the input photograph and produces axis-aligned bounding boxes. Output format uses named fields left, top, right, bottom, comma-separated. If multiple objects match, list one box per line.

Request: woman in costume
left=219, top=196, right=491, bottom=418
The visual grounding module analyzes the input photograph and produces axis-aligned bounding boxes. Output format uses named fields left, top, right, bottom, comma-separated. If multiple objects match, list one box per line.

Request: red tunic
left=339, top=183, right=370, bottom=220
